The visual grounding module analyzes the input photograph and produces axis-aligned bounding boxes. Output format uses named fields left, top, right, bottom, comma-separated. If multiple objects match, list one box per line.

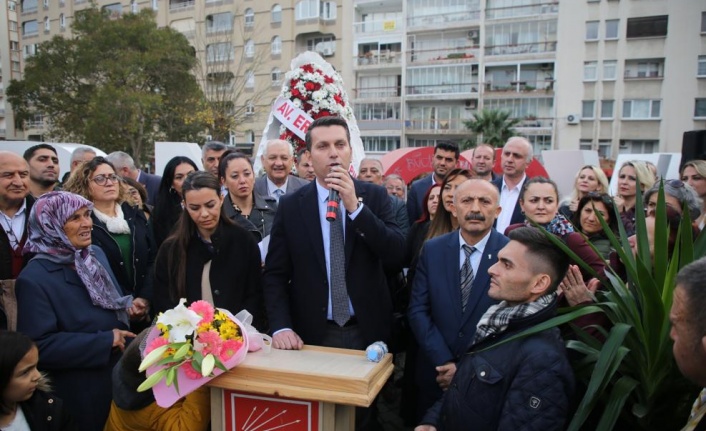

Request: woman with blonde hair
left=558, top=165, right=609, bottom=219
left=681, top=159, right=706, bottom=228
left=614, top=160, right=656, bottom=235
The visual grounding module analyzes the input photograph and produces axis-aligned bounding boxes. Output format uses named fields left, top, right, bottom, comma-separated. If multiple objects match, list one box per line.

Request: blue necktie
left=460, top=245, right=476, bottom=312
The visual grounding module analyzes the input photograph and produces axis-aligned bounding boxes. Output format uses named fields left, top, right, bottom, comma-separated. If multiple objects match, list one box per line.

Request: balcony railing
left=483, top=79, right=555, bottom=94
left=353, top=86, right=401, bottom=99
left=21, top=5, right=37, bottom=13
left=485, top=41, right=557, bottom=56
left=169, top=0, right=193, bottom=12
left=353, top=18, right=403, bottom=34
left=355, top=51, right=402, bottom=66
left=408, top=46, right=478, bottom=64
left=206, top=26, right=232, bottom=35
left=407, top=10, right=480, bottom=28
left=357, top=119, right=403, bottom=131
left=405, top=118, right=468, bottom=131
left=515, top=117, right=554, bottom=128
left=25, top=120, right=45, bottom=129
left=624, top=70, right=663, bottom=80
left=486, top=2, right=559, bottom=20
left=406, top=83, right=479, bottom=96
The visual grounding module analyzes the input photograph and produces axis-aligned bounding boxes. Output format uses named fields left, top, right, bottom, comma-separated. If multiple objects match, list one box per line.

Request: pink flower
left=197, top=330, right=223, bottom=357
left=183, top=361, right=203, bottom=380
left=188, top=300, right=214, bottom=325
left=145, top=336, right=169, bottom=355
left=220, top=339, right=244, bottom=361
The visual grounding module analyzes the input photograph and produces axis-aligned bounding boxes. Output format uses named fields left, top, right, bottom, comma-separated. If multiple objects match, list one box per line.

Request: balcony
left=485, top=41, right=557, bottom=57
left=21, top=5, right=37, bottom=14
left=169, top=0, right=194, bottom=12
left=353, top=18, right=403, bottom=35
left=405, top=118, right=468, bottom=134
left=355, top=51, right=402, bottom=68
left=408, top=47, right=479, bottom=65
left=357, top=119, right=403, bottom=131
left=406, top=83, right=479, bottom=98
left=515, top=117, right=554, bottom=134
left=353, top=86, right=401, bottom=99
left=483, top=79, right=555, bottom=96
left=25, top=120, right=45, bottom=129
left=486, top=2, right=559, bottom=20
left=407, top=10, right=480, bottom=30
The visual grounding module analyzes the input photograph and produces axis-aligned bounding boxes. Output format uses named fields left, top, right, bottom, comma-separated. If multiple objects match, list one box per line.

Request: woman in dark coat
left=15, top=191, right=136, bottom=431
left=152, top=172, right=265, bottom=329
left=219, top=152, right=277, bottom=242
left=152, top=156, right=198, bottom=248
left=64, top=157, right=155, bottom=330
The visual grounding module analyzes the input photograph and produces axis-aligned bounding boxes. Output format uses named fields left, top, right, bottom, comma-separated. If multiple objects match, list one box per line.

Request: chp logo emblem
left=529, top=396, right=541, bottom=409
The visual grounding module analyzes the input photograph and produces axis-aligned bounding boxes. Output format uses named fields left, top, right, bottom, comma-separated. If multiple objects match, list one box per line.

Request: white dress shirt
left=0, top=200, right=27, bottom=250
left=496, top=174, right=527, bottom=235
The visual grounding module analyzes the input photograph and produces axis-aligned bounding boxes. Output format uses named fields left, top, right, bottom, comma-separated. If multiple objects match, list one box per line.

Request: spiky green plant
left=499, top=183, right=703, bottom=430
left=462, top=108, right=520, bottom=149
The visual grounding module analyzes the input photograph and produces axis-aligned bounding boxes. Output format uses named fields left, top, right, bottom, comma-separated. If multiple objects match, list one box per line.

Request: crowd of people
left=0, top=117, right=705, bottom=431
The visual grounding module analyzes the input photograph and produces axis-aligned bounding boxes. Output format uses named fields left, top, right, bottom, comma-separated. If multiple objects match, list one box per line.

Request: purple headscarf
left=24, top=191, right=132, bottom=325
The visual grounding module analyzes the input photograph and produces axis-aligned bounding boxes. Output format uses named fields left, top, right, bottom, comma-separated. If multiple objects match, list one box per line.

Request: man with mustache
left=23, top=144, right=60, bottom=198
left=0, top=151, right=35, bottom=330
left=407, top=179, right=508, bottom=421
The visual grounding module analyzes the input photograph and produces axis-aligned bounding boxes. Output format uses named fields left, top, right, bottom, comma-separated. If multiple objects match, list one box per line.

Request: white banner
left=272, top=97, right=314, bottom=142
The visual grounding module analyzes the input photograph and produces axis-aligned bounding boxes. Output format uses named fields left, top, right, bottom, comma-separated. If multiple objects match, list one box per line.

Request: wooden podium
left=207, top=345, right=393, bottom=431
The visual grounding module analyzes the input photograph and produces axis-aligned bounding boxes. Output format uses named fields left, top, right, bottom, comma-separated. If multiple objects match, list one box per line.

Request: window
left=271, top=67, right=282, bottom=84
left=601, top=100, right=614, bottom=119
left=206, top=42, right=233, bottom=62
left=619, top=140, right=657, bottom=154
left=12, top=61, right=21, bottom=72
left=10, top=41, right=19, bottom=51
left=102, top=3, right=122, bottom=17
left=701, top=11, right=706, bottom=33
left=296, top=0, right=318, bottom=20
left=131, top=0, right=137, bottom=13
left=626, top=15, right=668, bottom=38
left=586, top=21, right=599, bottom=40
left=152, top=0, right=157, bottom=10
left=21, top=0, right=37, bottom=12
left=206, top=12, right=232, bottom=33
left=245, top=39, right=254, bottom=58
left=8, top=1, right=16, bottom=11
left=23, top=43, right=37, bottom=58
left=582, top=100, right=595, bottom=119
left=271, top=4, right=281, bottom=23
left=583, top=61, right=597, bottom=81
left=695, top=99, right=706, bottom=118
left=622, top=99, right=661, bottom=119
left=246, top=100, right=254, bottom=116
left=699, top=56, right=706, bottom=77
left=244, top=8, right=254, bottom=27
left=603, top=60, right=617, bottom=80
left=43, top=16, right=49, bottom=31
left=22, top=20, right=38, bottom=36
left=605, top=19, right=619, bottom=39
left=42, top=0, right=47, bottom=9
left=245, top=71, right=255, bottom=88
left=362, top=136, right=400, bottom=153
left=10, top=21, right=18, bottom=31
left=270, top=36, right=281, bottom=55
left=320, top=1, right=335, bottom=20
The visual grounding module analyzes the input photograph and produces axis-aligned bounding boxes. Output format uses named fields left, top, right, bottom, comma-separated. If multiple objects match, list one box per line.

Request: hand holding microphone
left=325, top=163, right=357, bottom=222
left=326, top=187, right=340, bottom=222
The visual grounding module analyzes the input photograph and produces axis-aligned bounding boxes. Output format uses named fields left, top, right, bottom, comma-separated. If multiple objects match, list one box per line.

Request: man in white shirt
left=492, top=137, right=532, bottom=234
left=254, top=139, right=308, bottom=202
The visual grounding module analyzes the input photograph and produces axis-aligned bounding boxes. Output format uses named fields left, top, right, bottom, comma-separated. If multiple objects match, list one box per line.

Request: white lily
left=157, top=298, right=202, bottom=343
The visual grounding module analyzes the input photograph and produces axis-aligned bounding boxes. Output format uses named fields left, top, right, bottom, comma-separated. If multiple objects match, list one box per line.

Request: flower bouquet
left=137, top=299, right=258, bottom=408
left=254, top=51, right=365, bottom=175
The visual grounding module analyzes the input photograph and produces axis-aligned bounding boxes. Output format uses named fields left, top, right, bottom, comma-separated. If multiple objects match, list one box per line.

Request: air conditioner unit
left=321, top=47, right=334, bottom=57
left=567, top=114, right=580, bottom=125
left=468, top=30, right=479, bottom=39
left=464, top=100, right=478, bottom=110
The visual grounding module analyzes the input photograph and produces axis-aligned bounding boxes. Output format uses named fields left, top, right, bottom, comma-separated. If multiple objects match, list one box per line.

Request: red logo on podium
left=224, top=391, right=320, bottom=431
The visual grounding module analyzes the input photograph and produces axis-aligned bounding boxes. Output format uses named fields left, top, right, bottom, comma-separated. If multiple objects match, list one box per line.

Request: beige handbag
left=0, top=279, right=17, bottom=331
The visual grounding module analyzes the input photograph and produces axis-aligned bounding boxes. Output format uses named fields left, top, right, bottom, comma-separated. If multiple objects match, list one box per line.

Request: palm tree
left=463, top=109, right=520, bottom=149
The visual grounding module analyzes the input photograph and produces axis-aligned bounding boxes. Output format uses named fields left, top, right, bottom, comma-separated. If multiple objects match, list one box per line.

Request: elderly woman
left=558, top=165, right=609, bottom=219
left=219, top=152, right=277, bottom=241
left=64, top=157, right=154, bottom=330
left=681, top=160, right=706, bottom=228
left=152, top=172, right=265, bottom=328
left=15, top=191, right=136, bottom=431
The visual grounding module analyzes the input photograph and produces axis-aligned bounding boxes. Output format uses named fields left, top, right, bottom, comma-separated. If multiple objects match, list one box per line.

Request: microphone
left=326, top=188, right=340, bottom=222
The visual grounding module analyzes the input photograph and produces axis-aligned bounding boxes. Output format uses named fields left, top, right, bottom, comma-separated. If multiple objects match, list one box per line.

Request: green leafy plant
left=462, top=108, right=519, bottom=149
left=499, top=183, right=703, bottom=430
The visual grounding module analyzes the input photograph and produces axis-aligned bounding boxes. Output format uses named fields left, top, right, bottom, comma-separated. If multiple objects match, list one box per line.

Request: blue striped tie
left=460, top=245, right=476, bottom=313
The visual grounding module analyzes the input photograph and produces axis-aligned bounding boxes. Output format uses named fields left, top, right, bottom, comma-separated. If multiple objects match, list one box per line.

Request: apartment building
left=3, top=0, right=353, bottom=151
left=0, top=0, right=23, bottom=140
left=353, top=0, right=706, bottom=159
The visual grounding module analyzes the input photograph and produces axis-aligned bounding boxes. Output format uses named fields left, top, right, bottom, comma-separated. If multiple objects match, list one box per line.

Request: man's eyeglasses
left=91, top=174, right=120, bottom=186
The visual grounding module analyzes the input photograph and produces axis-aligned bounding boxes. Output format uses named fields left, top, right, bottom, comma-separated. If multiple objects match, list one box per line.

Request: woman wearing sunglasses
left=64, top=157, right=156, bottom=331
left=571, top=192, right=618, bottom=260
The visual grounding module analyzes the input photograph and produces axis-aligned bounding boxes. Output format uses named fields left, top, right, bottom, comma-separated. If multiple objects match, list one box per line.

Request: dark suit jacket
left=254, top=174, right=309, bottom=199
left=0, top=195, right=35, bottom=280
left=408, top=229, right=509, bottom=408
left=263, top=179, right=406, bottom=346
left=390, top=195, right=409, bottom=238
left=407, top=174, right=435, bottom=226
left=491, top=175, right=525, bottom=228
left=137, top=171, right=162, bottom=206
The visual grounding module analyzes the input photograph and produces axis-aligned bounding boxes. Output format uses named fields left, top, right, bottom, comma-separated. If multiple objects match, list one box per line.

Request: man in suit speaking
left=263, top=116, right=406, bottom=352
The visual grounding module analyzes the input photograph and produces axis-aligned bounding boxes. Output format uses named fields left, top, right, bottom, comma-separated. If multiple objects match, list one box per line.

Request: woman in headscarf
left=15, top=191, right=136, bottom=431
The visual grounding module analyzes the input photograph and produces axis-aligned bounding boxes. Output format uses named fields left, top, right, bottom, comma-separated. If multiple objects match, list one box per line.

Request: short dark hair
left=508, top=227, right=570, bottom=293
left=0, top=331, right=36, bottom=414
left=520, top=176, right=559, bottom=202
left=202, top=141, right=229, bottom=156
left=304, top=116, right=351, bottom=151
left=219, top=151, right=253, bottom=180
left=434, top=141, right=460, bottom=159
left=23, top=143, right=57, bottom=161
left=571, top=193, right=618, bottom=235
left=675, top=257, right=706, bottom=338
